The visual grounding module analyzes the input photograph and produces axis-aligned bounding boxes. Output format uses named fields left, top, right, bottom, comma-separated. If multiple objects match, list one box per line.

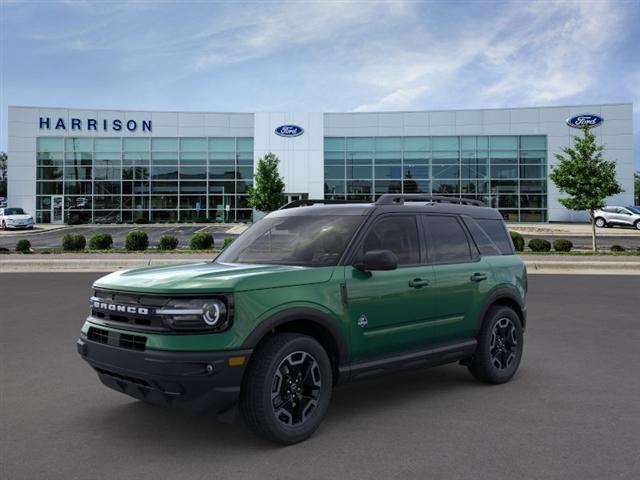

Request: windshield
left=4, top=208, right=25, bottom=215
left=626, top=206, right=640, bottom=214
left=216, top=214, right=364, bottom=267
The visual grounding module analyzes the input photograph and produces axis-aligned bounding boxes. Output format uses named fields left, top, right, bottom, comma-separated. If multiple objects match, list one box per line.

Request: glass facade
left=324, top=135, right=547, bottom=222
left=36, top=137, right=254, bottom=223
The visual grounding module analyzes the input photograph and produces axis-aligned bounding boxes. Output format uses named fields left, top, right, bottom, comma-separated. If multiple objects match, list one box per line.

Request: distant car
left=594, top=206, right=640, bottom=230
left=0, top=197, right=7, bottom=208
left=1, top=207, right=35, bottom=230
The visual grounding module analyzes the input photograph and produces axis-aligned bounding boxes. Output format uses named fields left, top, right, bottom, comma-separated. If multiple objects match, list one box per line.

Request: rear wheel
left=240, top=333, right=332, bottom=445
left=1, top=221, right=5, bottom=230
left=595, top=217, right=606, bottom=228
left=468, top=306, right=523, bottom=384
left=635, top=220, right=640, bottom=230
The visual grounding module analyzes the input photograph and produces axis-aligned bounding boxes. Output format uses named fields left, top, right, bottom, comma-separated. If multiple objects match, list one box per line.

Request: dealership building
left=6, top=103, right=634, bottom=224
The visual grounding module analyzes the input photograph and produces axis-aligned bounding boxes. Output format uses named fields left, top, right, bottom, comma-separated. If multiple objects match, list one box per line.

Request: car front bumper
left=77, top=334, right=252, bottom=414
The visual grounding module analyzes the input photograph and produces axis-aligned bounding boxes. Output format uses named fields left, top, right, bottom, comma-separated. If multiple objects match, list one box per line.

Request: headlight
left=156, top=298, right=230, bottom=331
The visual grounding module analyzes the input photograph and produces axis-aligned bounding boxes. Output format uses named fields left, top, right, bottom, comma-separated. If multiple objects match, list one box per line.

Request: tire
left=635, top=220, right=640, bottom=231
left=1, top=221, right=5, bottom=231
left=595, top=217, right=606, bottom=228
left=468, top=306, right=523, bottom=384
left=240, top=333, right=332, bottom=445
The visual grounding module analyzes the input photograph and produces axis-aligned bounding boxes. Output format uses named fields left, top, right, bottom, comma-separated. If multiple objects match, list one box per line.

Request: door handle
left=408, top=278, right=430, bottom=288
left=470, top=273, right=488, bottom=282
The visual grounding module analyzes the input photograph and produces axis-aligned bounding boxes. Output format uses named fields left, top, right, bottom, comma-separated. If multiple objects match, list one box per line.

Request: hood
left=4, top=214, right=32, bottom=220
left=93, top=261, right=336, bottom=294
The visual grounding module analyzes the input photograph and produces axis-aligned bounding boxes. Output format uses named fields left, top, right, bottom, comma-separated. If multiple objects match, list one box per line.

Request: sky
left=1, top=0, right=639, bottom=168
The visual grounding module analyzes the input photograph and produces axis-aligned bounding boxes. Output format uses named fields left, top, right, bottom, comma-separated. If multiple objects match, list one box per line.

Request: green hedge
left=528, top=238, right=551, bottom=252
left=190, top=232, right=214, bottom=250
left=611, top=245, right=625, bottom=252
left=134, top=216, right=149, bottom=224
left=509, top=231, right=525, bottom=252
left=125, top=230, right=149, bottom=251
left=553, top=239, right=573, bottom=252
left=88, top=233, right=113, bottom=250
left=62, top=233, right=86, bottom=251
left=158, top=235, right=179, bottom=250
left=15, top=239, right=31, bottom=253
left=223, top=237, right=235, bottom=248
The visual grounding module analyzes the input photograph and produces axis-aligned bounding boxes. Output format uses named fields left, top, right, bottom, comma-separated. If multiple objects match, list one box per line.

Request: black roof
left=274, top=196, right=502, bottom=220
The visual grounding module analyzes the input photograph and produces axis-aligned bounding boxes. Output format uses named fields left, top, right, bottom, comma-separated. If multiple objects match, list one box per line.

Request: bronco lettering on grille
left=92, top=301, right=149, bottom=315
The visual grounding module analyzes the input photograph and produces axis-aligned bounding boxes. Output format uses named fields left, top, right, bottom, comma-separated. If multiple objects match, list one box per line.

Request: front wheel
left=240, top=333, right=332, bottom=445
left=595, top=217, right=606, bottom=228
left=1, top=221, right=5, bottom=231
left=635, top=220, right=640, bottom=230
left=468, top=306, right=523, bottom=384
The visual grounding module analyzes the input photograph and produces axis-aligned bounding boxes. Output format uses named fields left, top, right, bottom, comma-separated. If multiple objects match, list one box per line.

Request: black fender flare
left=241, top=307, right=349, bottom=365
left=476, top=287, right=526, bottom=333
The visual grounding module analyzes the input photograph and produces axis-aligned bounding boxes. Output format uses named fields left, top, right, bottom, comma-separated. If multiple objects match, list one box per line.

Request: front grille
left=90, top=290, right=169, bottom=331
left=87, top=326, right=109, bottom=344
left=86, top=326, right=147, bottom=352
left=120, top=333, right=147, bottom=351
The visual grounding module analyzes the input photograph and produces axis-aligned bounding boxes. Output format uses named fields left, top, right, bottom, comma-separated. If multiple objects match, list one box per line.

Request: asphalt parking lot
left=0, top=225, right=235, bottom=249
left=1, top=274, right=639, bottom=479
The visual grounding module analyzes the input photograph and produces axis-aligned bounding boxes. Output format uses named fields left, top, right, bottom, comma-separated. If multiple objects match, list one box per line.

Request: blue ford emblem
left=275, top=125, right=304, bottom=137
left=566, top=114, right=603, bottom=129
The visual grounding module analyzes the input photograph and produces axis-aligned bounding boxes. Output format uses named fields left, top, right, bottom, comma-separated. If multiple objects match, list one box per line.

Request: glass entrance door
left=51, top=195, right=64, bottom=224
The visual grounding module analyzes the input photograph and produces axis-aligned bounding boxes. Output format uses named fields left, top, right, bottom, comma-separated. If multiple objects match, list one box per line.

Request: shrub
left=62, top=233, right=86, bottom=251
left=189, top=232, right=214, bottom=250
left=528, top=238, right=551, bottom=252
left=88, top=233, right=113, bottom=250
left=0, top=247, right=10, bottom=254
left=509, top=231, right=524, bottom=252
left=158, top=235, right=179, bottom=251
left=223, top=236, right=235, bottom=248
left=553, top=239, right=573, bottom=252
left=611, top=244, right=625, bottom=252
left=134, top=216, right=149, bottom=224
left=66, top=216, right=83, bottom=226
left=125, top=230, right=149, bottom=251
left=15, top=239, right=31, bottom=253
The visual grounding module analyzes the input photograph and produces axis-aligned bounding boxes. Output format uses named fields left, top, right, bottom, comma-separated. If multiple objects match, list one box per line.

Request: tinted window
left=360, top=216, right=420, bottom=265
left=423, top=215, right=472, bottom=263
left=476, top=218, right=513, bottom=254
left=216, top=215, right=363, bottom=267
left=463, top=217, right=501, bottom=256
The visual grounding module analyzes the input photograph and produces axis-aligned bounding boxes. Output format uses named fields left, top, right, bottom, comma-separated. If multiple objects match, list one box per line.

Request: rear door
left=345, top=214, right=438, bottom=361
left=422, top=214, right=493, bottom=344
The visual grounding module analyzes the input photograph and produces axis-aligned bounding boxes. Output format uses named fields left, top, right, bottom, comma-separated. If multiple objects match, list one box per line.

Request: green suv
left=78, top=194, right=527, bottom=444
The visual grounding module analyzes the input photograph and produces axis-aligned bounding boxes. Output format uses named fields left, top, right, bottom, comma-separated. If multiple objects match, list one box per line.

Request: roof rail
left=279, top=199, right=371, bottom=210
left=375, top=194, right=485, bottom=207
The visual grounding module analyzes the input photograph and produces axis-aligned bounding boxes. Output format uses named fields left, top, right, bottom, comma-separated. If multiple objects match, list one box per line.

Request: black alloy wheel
left=490, top=318, right=518, bottom=370
left=271, top=351, right=322, bottom=426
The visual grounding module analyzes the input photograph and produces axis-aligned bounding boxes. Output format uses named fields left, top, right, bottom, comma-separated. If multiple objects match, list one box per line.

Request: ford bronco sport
left=78, top=194, right=527, bottom=444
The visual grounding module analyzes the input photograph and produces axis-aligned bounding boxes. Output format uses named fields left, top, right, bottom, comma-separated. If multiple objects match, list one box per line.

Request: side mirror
left=354, top=249, right=398, bottom=272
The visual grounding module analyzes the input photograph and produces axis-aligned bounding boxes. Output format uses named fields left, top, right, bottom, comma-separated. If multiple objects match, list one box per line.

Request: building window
left=324, top=135, right=547, bottom=222
left=36, top=136, right=254, bottom=223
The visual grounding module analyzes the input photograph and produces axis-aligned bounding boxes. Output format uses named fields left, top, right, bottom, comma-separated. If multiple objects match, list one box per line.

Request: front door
left=345, top=215, right=437, bottom=361
left=51, top=195, right=64, bottom=224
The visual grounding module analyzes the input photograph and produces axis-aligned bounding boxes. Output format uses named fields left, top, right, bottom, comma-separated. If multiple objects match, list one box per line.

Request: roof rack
left=375, top=194, right=485, bottom=207
left=279, top=199, right=371, bottom=210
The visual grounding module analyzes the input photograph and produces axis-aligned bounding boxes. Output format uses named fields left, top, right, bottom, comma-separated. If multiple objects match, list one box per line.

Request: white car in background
left=594, top=206, right=640, bottom=230
left=1, top=207, right=35, bottom=230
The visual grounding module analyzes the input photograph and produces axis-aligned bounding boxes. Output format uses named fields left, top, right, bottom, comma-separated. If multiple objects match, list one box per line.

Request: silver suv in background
left=594, top=206, right=640, bottom=230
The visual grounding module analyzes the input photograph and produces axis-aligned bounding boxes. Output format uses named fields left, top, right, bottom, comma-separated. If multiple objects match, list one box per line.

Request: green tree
left=247, top=152, right=286, bottom=212
left=0, top=152, right=7, bottom=198
left=549, top=127, right=623, bottom=252
left=634, top=171, right=640, bottom=205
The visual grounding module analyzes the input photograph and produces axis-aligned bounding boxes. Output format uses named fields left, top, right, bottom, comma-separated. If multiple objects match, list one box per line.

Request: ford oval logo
left=275, top=125, right=304, bottom=137
left=566, top=114, right=603, bottom=129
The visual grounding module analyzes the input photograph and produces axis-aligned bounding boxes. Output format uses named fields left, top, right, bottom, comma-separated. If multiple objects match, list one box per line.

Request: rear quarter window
left=475, top=218, right=514, bottom=255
